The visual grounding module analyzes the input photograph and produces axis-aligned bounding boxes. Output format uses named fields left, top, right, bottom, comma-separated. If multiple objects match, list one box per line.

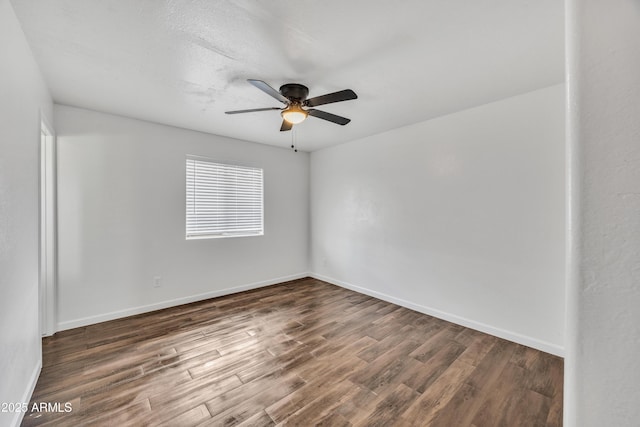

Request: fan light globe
left=281, top=104, right=308, bottom=124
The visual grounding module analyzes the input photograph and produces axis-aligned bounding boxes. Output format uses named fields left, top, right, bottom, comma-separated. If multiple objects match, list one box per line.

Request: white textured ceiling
left=11, top=0, right=564, bottom=151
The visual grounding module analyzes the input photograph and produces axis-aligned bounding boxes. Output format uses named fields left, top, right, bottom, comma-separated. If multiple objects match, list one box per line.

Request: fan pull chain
left=291, top=128, right=298, bottom=152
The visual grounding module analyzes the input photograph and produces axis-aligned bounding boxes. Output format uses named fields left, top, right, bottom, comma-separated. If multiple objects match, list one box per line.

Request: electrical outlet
left=153, top=276, right=162, bottom=288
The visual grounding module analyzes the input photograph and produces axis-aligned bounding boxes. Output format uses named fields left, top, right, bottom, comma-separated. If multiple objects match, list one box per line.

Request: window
left=186, top=157, right=263, bottom=239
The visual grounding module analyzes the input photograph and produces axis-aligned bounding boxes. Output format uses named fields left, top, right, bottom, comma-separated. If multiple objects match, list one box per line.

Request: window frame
left=185, top=155, right=264, bottom=240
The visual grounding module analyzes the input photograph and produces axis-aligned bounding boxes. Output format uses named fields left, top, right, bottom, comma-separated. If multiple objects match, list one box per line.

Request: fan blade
left=280, top=120, right=293, bottom=132
left=225, top=107, right=281, bottom=114
left=304, top=89, right=357, bottom=107
left=307, top=109, right=351, bottom=125
left=248, top=79, right=289, bottom=104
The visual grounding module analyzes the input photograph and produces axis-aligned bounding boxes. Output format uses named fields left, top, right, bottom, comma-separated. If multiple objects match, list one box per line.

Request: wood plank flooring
left=22, top=277, right=563, bottom=426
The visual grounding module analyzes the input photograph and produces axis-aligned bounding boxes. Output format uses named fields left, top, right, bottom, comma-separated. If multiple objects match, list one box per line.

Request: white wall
left=0, top=1, right=53, bottom=426
left=55, top=105, right=309, bottom=329
left=310, top=84, right=565, bottom=355
left=565, top=0, right=640, bottom=425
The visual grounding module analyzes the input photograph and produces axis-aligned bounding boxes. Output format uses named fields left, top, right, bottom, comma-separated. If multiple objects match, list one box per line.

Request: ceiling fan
left=225, top=79, right=357, bottom=132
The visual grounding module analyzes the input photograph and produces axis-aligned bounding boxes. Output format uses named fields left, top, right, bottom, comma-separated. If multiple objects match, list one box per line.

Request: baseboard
left=10, top=359, right=41, bottom=427
left=57, top=272, right=309, bottom=331
left=309, top=273, right=564, bottom=357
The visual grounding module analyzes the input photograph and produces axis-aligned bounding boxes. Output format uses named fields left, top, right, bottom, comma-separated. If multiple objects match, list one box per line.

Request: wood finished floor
left=23, top=278, right=563, bottom=426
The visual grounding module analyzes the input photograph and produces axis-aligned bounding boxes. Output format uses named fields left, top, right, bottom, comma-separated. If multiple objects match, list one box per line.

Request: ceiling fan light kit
left=226, top=79, right=357, bottom=132
left=281, top=103, right=308, bottom=124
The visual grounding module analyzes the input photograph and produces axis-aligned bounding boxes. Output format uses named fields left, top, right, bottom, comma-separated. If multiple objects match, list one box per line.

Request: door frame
left=40, top=113, right=56, bottom=336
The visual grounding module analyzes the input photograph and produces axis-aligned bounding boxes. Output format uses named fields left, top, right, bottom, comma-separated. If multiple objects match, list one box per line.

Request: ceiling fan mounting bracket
left=279, top=83, right=309, bottom=102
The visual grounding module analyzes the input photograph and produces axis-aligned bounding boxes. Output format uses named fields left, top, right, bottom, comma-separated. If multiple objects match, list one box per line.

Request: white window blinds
left=186, top=157, right=264, bottom=238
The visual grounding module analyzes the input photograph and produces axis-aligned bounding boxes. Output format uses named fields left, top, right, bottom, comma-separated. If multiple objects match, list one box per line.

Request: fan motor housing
left=280, top=84, right=309, bottom=102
